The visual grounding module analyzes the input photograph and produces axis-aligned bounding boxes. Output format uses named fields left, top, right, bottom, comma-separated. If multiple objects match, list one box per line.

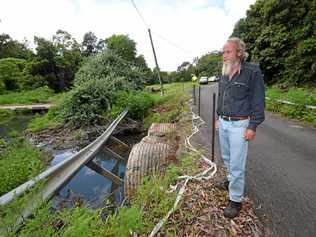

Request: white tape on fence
left=149, top=101, right=217, bottom=237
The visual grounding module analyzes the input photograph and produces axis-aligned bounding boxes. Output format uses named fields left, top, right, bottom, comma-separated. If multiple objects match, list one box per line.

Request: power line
left=152, top=31, right=193, bottom=55
left=130, top=0, right=149, bottom=28
left=129, top=0, right=192, bottom=55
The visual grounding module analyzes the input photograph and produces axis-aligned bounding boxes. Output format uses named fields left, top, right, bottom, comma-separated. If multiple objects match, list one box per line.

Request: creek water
left=0, top=114, right=34, bottom=138
left=51, top=134, right=142, bottom=210
left=51, top=146, right=126, bottom=210
left=0, top=114, right=143, bottom=210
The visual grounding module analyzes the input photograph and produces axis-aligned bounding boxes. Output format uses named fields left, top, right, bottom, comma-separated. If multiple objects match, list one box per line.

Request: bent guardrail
left=0, top=110, right=128, bottom=235
left=0, top=109, right=128, bottom=206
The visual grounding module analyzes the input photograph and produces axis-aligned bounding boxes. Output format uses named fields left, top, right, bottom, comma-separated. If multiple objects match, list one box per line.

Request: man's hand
left=215, top=120, right=219, bottom=129
left=244, top=129, right=256, bottom=141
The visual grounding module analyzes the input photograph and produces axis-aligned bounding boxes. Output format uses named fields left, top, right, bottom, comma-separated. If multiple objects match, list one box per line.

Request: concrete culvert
left=124, top=123, right=179, bottom=198
left=148, top=123, right=177, bottom=137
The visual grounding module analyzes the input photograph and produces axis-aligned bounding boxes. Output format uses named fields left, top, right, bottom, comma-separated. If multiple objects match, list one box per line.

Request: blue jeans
left=219, top=117, right=249, bottom=202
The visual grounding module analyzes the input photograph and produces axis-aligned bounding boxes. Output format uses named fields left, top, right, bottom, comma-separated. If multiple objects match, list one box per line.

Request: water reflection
left=0, top=114, right=34, bottom=138
left=51, top=145, right=127, bottom=210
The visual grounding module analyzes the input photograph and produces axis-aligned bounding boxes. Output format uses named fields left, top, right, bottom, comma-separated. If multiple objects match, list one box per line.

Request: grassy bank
left=0, top=138, right=46, bottom=196
left=1, top=82, right=199, bottom=236
left=26, top=82, right=193, bottom=133
left=266, top=87, right=316, bottom=125
left=0, top=87, right=55, bottom=105
left=144, top=82, right=192, bottom=128
left=26, top=108, right=63, bottom=133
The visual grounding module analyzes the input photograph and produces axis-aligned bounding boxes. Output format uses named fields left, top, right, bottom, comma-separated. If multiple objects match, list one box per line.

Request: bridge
left=0, top=103, right=54, bottom=111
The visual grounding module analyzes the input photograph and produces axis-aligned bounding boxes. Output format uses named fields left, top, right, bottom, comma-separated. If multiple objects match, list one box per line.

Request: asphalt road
left=195, top=83, right=316, bottom=237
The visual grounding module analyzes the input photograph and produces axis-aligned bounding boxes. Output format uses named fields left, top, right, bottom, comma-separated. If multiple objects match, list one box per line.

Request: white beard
left=222, top=62, right=233, bottom=76
left=222, top=61, right=239, bottom=77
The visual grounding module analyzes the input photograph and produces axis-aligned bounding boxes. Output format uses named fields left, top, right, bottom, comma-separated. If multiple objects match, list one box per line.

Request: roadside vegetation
left=0, top=0, right=315, bottom=235
left=0, top=82, right=198, bottom=236
left=266, top=87, right=316, bottom=125
left=143, top=82, right=192, bottom=128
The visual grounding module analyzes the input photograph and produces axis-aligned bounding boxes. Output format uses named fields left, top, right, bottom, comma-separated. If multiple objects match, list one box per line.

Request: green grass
left=144, top=82, right=191, bottom=128
left=1, top=152, right=199, bottom=236
left=266, top=87, right=316, bottom=125
left=0, top=87, right=55, bottom=105
left=101, top=153, right=198, bottom=236
left=2, top=201, right=105, bottom=237
left=27, top=112, right=62, bottom=133
left=0, top=138, right=46, bottom=196
left=1, top=82, right=200, bottom=236
left=266, top=87, right=316, bottom=105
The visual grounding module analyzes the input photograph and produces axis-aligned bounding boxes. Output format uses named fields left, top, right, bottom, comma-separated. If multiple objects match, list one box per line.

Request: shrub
left=58, top=79, right=113, bottom=126
left=75, top=50, right=145, bottom=91
left=126, top=92, right=156, bottom=119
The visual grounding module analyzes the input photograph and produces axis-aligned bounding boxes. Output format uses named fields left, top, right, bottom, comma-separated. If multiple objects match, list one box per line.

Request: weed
left=73, top=130, right=83, bottom=141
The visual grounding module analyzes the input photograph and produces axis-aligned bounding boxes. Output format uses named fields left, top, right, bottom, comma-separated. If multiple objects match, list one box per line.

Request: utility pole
left=148, top=28, right=164, bottom=96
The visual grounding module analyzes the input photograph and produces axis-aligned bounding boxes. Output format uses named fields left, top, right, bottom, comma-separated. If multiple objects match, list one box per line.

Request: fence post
left=193, top=84, right=196, bottom=105
left=198, top=85, right=201, bottom=116
left=211, top=93, right=216, bottom=162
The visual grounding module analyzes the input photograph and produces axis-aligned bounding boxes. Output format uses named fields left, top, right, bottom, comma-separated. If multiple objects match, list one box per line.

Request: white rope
left=149, top=100, right=217, bottom=237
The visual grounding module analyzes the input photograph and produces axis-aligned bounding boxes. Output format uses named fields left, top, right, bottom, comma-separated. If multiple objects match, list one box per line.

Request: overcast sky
left=0, top=0, right=255, bottom=71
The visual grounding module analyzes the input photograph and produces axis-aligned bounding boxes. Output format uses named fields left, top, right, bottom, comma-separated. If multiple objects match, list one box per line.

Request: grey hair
left=227, top=37, right=248, bottom=61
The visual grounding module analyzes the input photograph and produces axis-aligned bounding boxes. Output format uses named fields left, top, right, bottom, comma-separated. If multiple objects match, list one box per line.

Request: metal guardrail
left=0, top=110, right=128, bottom=206
left=0, top=109, right=128, bottom=207
left=0, top=110, right=128, bottom=234
left=265, top=97, right=316, bottom=110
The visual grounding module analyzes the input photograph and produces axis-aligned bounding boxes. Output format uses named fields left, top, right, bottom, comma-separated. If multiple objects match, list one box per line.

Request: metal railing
left=0, top=110, right=128, bottom=234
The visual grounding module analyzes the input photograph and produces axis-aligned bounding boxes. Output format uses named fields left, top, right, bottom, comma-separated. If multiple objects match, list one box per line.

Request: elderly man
left=216, top=37, right=265, bottom=218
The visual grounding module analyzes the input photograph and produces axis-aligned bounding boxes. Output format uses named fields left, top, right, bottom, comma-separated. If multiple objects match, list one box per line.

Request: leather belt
left=221, top=115, right=250, bottom=121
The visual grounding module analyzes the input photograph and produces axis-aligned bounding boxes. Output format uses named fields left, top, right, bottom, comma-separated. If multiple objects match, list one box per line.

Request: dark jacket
left=217, top=62, right=265, bottom=131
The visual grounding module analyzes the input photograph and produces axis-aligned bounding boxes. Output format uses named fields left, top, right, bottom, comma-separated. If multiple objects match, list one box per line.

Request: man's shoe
left=215, top=178, right=229, bottom=191
left=224, top=201, right=242, bottom=218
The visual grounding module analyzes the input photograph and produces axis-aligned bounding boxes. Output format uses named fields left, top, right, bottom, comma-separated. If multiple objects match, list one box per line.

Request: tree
left=0, top=34, right=33, bottom=59
left=34, top=36, right=60, bottom=90
left=105, top=34, right=137, bottom=62
left=82, top=32, right=98, bottom=56
left=53, top=30, right=82, bottom=90
left=33, top=31, right=82, bottom=92
left=0, top=58, right=26, bottom=91
left=52, top=30, right=81, bottom=52
left=231, top=0, right=316, bottom=86
left=195, top=53, right=222, bottom=77
left=176, top=61, right=193, bottom=82
left=75, top=50, right=145, bottom=91
left=96, top=39, right=107, bottom=53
